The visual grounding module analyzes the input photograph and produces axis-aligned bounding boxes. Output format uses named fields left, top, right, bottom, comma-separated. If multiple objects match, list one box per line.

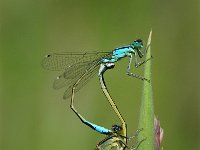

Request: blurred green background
left=1, top=0, right=199, bottom=149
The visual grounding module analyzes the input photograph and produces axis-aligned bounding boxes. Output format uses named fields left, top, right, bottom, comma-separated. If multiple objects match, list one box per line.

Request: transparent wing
left=53, top=60, right=99, bottom=89
left=42, top=52, right=111, bottom=71
left=63, top=63, right=100, bottom=99
left=42, top=51, right=113, bottom=99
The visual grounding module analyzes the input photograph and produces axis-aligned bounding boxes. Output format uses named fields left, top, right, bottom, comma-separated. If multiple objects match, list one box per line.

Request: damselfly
left=42, top=39, right=151, bottom=99
left=42, top=39, right=151, bottom=148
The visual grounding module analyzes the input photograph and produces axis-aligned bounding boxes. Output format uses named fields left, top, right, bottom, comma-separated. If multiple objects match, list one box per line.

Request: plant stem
left=137, top=30, right=155, bottom=150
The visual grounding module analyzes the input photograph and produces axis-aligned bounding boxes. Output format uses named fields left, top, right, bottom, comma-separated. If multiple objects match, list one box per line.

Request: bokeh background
left=1, top=0, right=199, bottom=150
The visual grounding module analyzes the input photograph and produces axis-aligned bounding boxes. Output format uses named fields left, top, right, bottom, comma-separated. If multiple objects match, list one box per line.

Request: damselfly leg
left=126, top=55, right=152, bottom=83
left=126, top=44, right=152, bottom=83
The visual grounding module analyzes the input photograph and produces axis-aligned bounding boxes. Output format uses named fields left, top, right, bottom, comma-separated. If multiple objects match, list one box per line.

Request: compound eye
left=135, top=39, right=142, bottom=43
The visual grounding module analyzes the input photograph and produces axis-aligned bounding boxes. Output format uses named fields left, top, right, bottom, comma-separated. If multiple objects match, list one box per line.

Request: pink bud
left=154, top=116, right=164, bottom=150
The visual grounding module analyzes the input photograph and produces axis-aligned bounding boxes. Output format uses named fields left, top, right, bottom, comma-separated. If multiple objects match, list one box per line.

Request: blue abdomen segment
left=83, top=118, right=112, bottom=135
left=101, top=46, right=132, bottom=63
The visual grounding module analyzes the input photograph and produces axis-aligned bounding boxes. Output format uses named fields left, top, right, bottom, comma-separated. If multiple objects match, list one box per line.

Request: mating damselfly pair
left=42, top=39, right=151, bottom=149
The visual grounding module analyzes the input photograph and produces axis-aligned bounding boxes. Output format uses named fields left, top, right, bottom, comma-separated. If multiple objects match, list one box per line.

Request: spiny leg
left=130, top=137, right=147, bottom=150
left=127, top=72, right=150, bottom=83
left=126, top=54, right=151, bottom=82
left=135, top=44, right=152, bottom=68
left=126, top=128, right=143, bottom=141
left=127, top=129, right=146, bottom=150
left=98, top=64, right=127, bottom=142
left=142, top=43, right=153, bottom=66
left=136, top=56, right=153, bottom=68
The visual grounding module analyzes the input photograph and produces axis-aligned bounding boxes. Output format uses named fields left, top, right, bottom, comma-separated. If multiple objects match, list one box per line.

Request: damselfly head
left=131, top=39, right=144, bottom=58
left=131, top=39, right=143, bottom=49
left=112, top=125, right=122, bottom=132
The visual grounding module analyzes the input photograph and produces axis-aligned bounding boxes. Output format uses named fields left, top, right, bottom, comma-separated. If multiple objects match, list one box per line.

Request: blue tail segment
left=71, top=105, right=112, bottom=135
left=82, top=118, right=112, bottom=135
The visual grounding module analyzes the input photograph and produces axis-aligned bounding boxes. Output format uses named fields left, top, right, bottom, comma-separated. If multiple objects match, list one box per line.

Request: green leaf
left=138, top=30, right=155, bottom=150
